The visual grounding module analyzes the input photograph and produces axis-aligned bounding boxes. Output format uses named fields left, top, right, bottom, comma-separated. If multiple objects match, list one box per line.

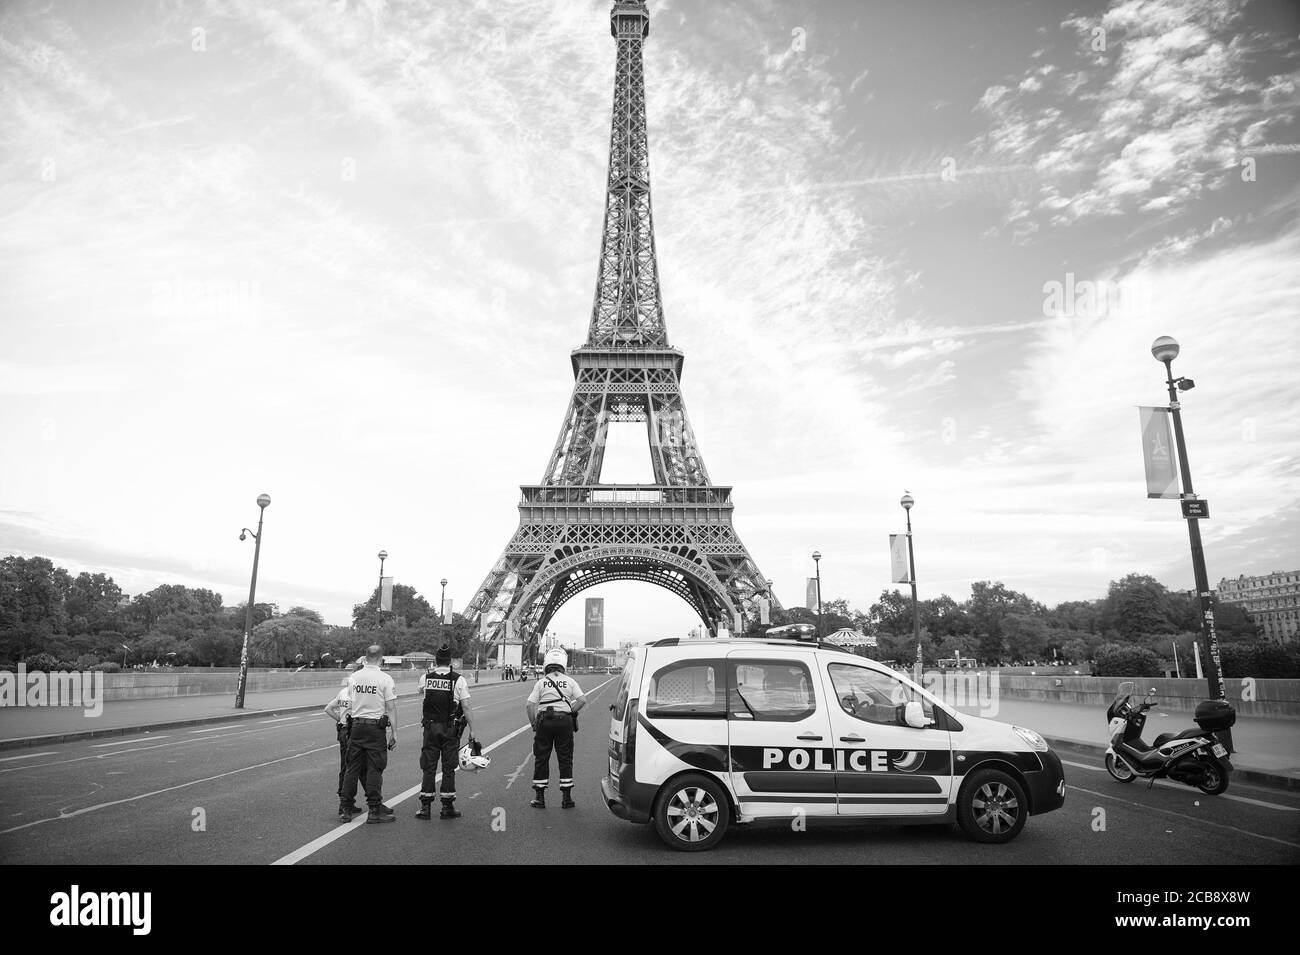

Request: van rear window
left=612, top=661, right=633, bottom=722
left=645, top=660, right=725, bottom=718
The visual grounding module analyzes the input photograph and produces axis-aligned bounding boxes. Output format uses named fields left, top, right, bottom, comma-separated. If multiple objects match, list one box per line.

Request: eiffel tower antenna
left=464, top=1, right=777, bottom=665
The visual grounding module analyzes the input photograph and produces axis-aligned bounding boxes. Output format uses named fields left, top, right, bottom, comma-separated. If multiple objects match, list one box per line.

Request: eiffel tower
left=465, top=1, right=777, bottom=661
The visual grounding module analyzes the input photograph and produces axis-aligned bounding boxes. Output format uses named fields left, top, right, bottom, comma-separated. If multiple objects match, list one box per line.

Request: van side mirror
left=903, top=701, right=928, bottom=729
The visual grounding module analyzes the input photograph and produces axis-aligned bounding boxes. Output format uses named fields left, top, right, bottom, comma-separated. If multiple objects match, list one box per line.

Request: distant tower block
left=465, top=1, right=777, bottom=659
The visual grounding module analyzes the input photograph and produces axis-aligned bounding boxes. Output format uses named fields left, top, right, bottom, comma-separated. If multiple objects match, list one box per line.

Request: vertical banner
left=889, top=534, right=911, bottom=583
left=379, top=576, right=393, bottom=612
left=441, top=599, right=453, bottom=625
left=1138, top=406, right=1180, bottom=499
left=758, top=597, right=770, bottom=625
left=504, top=618, right=514, bottom=641
left=806, top=577, right=819, bottom=610
left=478, top=613, right=490, bottom=637
left=584, top=597, right=604, bottom=648
left=733, top=610, right=743, bottom=633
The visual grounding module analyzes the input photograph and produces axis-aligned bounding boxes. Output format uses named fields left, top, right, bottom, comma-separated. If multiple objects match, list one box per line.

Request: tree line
left=0, top=556, right=483, bottom=671
left=754, top=573, right=1297, bottom=678
left=2, top=556, right=1294, bottom=677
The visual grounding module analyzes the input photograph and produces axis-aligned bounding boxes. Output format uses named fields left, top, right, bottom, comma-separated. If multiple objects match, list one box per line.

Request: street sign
left=1181, top=498, right=1210, bottom=519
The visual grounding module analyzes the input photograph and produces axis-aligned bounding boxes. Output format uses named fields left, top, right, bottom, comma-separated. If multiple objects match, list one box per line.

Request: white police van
left=600, top=629, right=1065, bottom=851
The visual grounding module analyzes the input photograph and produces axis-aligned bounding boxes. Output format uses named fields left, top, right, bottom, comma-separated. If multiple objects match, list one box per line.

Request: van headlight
left=1013, top=726, right=1048, bottom=752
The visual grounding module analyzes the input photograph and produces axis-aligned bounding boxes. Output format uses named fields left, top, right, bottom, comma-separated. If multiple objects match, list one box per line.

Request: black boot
left=338, top=802, right=359, bottom=821
left=375, top=803, right=394, bottom=815
left=561, top=789, right=575, bottom=809
left=439, top=797, right=461, bottom=820
left=415, top=799, right=432, bottom=820
left=366, top=807, right=395, bottom=824
left=530, top=787, right=546, bottom=809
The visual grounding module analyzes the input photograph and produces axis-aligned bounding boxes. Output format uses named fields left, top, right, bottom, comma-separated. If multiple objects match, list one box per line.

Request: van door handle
left=839, top=734, right=865, bottom=743
left=796, top=733, right=824, bottom=741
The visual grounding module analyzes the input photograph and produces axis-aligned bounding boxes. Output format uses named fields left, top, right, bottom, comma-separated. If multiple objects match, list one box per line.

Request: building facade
left=1217, top=570, right=1300, bottom=643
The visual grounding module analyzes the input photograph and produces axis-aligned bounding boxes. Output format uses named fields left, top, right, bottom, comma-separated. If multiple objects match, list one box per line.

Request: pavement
left=1, top=675, right=1297, bottom=865
left=0, top=675, right=523, bottom=750
left=954, top=699, right=1300, bottom=790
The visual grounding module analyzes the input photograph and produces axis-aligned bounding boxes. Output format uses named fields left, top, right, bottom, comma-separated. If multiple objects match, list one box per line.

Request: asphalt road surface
left=2, top=676, right=1297, bottom=865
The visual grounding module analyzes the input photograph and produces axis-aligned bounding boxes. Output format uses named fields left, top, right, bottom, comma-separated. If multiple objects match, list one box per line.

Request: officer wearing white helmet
left=525, top=647, right=586, bottom=809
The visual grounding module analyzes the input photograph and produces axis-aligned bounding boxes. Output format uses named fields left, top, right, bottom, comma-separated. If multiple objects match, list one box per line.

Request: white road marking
left=0, top=743, right=338, bottom=836
left=0, top=751, right=56, bottom=762
left=258, top=717, right=300, bottom=724
left=1060, top=758, right=1299, bottom=811
left=271, top=723, right=533, bottom=866
left=1068, top=783, right=1300, bottom=848
left=273, top=674, right=617, bottom=866
left=190, top=727, right=227, bottom=734
left=91, top=736, right=171, bottom=748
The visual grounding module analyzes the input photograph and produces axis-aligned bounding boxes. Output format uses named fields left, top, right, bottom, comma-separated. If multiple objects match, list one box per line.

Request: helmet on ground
left=459, top=739, right=491, bottom=771
left=543, top=647, right=568, bottom=672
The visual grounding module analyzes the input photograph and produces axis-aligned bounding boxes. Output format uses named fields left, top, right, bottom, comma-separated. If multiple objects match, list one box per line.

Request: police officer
left=323, top=662, right=369, bottom=816
left=415, top=645, right=474, bottom=820
left=339, top=644, right=398, bottom=824
left=525, top=647, right=586, bottom=809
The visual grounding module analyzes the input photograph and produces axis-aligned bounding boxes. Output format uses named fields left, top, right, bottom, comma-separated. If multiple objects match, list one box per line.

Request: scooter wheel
left=1196, top=757, right=1229, bottom=795
left=1105, top=753, right=1136, bottom=783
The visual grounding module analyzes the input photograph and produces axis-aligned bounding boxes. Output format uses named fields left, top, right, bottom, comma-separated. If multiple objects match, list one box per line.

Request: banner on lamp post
left=1138, top=406, right=1180, bottom=499
left=757, top=597, right=770, bottom=625
left=806, top=578, right=818, bottom=610
left=379, top=577, right=393, bottom=612
left=441, top=599, right=453, bottom=625
left=889, top=534, right=910, bottom=584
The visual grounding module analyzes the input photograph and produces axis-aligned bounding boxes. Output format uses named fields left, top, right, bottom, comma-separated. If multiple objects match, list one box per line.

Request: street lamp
left=377, top=549, right=388, bottom=615
left=1151, top=335, right=1231, bottom=751
left=901, top=492, right=922, bottom=684
left=440, top=578, right=448, bottom=622
left=811, top=551, right=823, bottom=638
left=235, top=492, right=271, bottom=710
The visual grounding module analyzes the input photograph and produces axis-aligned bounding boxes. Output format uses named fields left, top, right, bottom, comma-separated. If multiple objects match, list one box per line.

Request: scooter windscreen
left=1106, top=681, right=1136, bottom=722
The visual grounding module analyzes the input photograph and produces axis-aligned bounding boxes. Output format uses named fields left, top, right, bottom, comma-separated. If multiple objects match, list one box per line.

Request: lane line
left=1060, top=758, right=1300, bottom=811
left=271, top=723, right=533, bottom=866
left=258, top=717, right=301, bottom=724
left=91, top=736, right=171, bottom=748
left=273, top=674, right=617, bottom=866
left=190, top=727, right=227, bottom=734
left=1067, top=783, right=1300, bottom=849
left=0, top=743, right=339, bottom=836
left=0, top=751, right=56, bottom=762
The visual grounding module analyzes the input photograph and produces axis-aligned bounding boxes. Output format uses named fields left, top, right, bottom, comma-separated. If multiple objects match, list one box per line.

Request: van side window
left=828, top=664, right=933, bottom=725
left=645, top=660, right=724, bottom=718
left=728, top=660, right=816, bottom=722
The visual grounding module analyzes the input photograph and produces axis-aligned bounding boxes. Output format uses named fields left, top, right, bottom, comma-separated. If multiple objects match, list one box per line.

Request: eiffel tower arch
left=465, top=1, right=778, bottom=659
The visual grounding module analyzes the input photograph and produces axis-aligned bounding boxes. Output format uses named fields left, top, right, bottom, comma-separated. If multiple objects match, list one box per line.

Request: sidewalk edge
left=1042, top=734, right=1299, bottom=793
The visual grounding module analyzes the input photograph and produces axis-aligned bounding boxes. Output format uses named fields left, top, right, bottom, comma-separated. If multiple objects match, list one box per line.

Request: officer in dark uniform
left=415, top=645, right=474, bottom=820
left=526, top=647, right=586, bottom=809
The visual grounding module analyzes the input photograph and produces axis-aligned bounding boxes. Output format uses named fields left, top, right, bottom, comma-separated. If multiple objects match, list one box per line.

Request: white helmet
left=544, top=647, right=568, bottom=671
left=458, top=741, right=491, bottom=772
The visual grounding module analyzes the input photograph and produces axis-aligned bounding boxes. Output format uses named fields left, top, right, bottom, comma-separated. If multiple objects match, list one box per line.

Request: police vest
left=422, top=669, right=460, bottom=723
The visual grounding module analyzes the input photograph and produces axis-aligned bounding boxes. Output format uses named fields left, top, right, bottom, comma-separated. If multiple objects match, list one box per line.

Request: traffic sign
left=1181, top=498, right=1209, bottom=519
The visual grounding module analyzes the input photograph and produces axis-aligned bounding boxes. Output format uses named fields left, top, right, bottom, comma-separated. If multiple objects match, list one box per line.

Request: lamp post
left=901, top=492, right=922, bottom=684
left=1151, top=336, right=1231, bottom=751
left=377, top=549, right=388, bottom=616
left=235, top=492, right=271, bottom=710
left=811, top=551, right=823, bottom=638
left=440, top=578, right=448, bottom=622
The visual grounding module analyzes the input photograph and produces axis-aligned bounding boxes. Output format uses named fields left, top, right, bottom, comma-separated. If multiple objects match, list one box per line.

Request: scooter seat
left=1153, top=727, right=1204, bottom=748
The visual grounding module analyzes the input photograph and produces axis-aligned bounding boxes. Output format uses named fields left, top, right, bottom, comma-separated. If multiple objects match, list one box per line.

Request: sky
left=1, top=0, right=1298, bottom=648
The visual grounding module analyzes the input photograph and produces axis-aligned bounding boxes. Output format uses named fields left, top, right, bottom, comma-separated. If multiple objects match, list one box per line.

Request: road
left=1, top=675, right=1297, bottom=865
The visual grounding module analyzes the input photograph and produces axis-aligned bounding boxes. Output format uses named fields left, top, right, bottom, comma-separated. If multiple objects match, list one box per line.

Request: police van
left=600, top=630, right=1065, bottom=851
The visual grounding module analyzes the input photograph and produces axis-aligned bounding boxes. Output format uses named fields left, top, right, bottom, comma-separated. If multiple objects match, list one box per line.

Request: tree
left=64, top=572, right=124, bottom=635
left=352, top=584, right=434, bottom=632
left=1099, top=574, right=1175, bottom=640
left=250, top=613, right=325, bottom=666
left=0, top=556, right=73, bottom=662
left=867, top=589, right=912, bottom=637
left=1093, top=645, right=1161, bottom=677
left=966, top=581, right=1039, bottom=662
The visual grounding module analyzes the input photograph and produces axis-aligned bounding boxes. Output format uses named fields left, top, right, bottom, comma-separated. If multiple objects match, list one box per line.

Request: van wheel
left=654, top=774, right=729, bottom=852
left=957, top=769, right=1027, bottom=844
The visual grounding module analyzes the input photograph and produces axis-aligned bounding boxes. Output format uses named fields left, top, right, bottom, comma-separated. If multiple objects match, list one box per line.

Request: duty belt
left=352, top=717, right=385, bottom=724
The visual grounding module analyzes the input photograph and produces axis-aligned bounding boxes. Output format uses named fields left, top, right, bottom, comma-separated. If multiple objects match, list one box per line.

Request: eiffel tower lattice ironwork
left=465, top=1, right=778, bottom=658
